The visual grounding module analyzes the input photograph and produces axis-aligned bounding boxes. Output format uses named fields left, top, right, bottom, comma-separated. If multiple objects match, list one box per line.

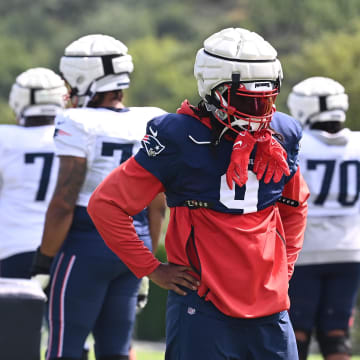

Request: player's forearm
left=88, top=157, right=166, bottom=277
left=148, top=193, right=166, bottom=254
left=278, top=167, right=310, bottom=279
left=39, top=155, right=86, bottom=257
left=40, top=199, right=75, bottom=257
left=280, top=200, right=308, bottom=279
left=88, top=186, right=161, bottom=278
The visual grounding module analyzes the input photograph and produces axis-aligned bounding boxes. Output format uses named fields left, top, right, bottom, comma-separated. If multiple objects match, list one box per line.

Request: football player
left=0, top=67, right=67, bottom=279
left=88, top=28, right=310, bottom=360
left=30, top=34, right=166, bottom=360
left=287, top=77, right=360, bottom=360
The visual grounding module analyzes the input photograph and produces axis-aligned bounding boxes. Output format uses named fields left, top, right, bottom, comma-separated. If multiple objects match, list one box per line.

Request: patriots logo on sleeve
left=141, top=126, right=165, bottom=157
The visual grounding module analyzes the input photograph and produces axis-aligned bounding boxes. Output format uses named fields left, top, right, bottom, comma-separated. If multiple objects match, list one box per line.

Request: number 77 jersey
left=299, top=128, right=360, bottom=217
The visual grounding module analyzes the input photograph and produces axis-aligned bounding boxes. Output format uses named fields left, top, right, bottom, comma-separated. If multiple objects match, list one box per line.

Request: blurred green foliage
left=1, top=0, right=360, bottom=129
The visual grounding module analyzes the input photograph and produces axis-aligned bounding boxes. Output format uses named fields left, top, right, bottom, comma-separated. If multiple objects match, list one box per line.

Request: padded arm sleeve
left=278, top=167, right=310, bottom=279
left=88, top=156, right=165, bottom=278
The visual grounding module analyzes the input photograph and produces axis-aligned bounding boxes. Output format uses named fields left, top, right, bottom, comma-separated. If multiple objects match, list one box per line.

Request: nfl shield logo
left=187, top=307, right=196, bottom=315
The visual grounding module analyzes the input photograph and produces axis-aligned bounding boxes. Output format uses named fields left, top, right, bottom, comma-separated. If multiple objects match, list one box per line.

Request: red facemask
left=213, top=83, right=278, bottom=133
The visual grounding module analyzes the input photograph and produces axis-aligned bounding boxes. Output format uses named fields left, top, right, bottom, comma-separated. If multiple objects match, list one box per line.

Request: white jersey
left=54, top=106, right=166, bottom=207
left=0, top=124, right=59, bottom=260
left=296, top=128, right=360, bottom=265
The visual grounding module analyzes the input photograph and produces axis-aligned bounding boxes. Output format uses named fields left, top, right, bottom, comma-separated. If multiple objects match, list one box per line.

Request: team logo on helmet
left=141, top=126, right=165, bottom=157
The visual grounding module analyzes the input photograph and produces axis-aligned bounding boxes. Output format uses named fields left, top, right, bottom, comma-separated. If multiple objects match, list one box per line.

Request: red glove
left=226, top=131, right=257, bottom=189
left=253, top=130, right=290, bottom=184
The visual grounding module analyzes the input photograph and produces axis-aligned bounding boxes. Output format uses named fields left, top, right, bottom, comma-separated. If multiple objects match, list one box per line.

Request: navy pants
left=166, top=290, right=298, bottom=360
left=0, top=251, right=35, bottom=279
left=46, top=206, right=150, bottom=360
left=289, top=262, right=360, bottom=332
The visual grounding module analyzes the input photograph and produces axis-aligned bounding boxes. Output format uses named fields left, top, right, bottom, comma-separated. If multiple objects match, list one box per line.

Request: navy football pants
left=289, top=262, right=360, bottom=332
left=45, top=206, right=149, bottom=360
left=46, top=248, right=140, bottom=360
left=166, top=290, right=298, bottom=360
left=0, top=251, right=35, bottom=278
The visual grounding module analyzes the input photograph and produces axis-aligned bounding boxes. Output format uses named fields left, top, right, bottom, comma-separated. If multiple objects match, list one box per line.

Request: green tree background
left=2, top=0, right=360, bottom=129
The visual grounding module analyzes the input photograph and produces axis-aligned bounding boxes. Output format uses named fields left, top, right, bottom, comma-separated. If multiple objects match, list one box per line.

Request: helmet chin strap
left=206, top=101, right=256, bottom=135
left=204, top=101, right=238, bottom=143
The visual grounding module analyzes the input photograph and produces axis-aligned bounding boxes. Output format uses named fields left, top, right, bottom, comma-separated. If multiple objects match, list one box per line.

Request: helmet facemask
left=206, top=80, right=279, bottom=135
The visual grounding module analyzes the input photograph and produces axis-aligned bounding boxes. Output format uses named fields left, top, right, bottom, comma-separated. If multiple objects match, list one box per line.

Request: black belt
left=182, top=196, right=299, bottom=209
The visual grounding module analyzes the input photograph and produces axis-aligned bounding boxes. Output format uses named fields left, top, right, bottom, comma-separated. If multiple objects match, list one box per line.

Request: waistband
left=167, top=290, right=286, bottom=325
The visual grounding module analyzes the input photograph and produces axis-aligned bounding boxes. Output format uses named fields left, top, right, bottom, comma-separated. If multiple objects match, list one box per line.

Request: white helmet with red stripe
left=194, top=28, right=283, bottom=132
left=9, top=67, right=68, bottom=125
left=59, top=34, right=134, bottom=106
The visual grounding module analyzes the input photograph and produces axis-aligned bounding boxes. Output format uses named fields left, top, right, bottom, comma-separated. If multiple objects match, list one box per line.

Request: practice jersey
left=0, top=124, right=59, bottom=260
left=135, top=110, right=301, bottom=214
left=54, top=106, right=165, bottom=234
left=296, top=128, right=360, bottom=265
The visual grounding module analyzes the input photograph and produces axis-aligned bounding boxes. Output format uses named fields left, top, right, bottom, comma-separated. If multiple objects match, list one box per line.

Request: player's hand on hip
left=226, top=130, right=257, bottom=189
left=148, top=263, right=200, bottom=296
left=253, top=129, right=290, bottom=183
left=30, top=247, right=53, bottom=291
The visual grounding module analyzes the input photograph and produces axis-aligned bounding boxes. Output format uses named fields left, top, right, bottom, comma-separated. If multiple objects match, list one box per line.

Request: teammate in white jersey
left=30, top=34, right=166, bottom=360
left=0, top=67, right=67, bottom=279
left=287, top=76, right=360, bottom=360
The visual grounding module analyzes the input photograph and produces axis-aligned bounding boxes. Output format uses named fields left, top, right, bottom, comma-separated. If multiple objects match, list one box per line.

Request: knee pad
left=98, top=356, right=129, bottom=360
left=295, top=331, right=312, bottom=360
left=316, top=331, right=352, bottom=357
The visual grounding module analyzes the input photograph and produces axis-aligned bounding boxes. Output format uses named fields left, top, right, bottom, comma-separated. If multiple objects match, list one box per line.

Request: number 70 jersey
left=299, top=128, right=360, bottom=217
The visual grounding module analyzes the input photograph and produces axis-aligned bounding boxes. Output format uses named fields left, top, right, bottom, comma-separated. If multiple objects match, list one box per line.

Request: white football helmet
left=194, top=27, right=283, bottom=133
left=287, top=76, right=349, bottom=126
left=9, top=67, right=68, bottom=124
left=59, top=34, right=134, bottom=106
